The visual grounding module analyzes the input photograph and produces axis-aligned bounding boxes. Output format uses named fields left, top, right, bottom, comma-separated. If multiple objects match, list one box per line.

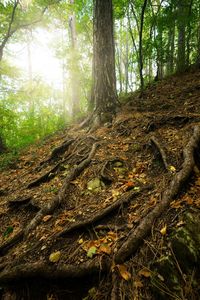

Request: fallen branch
left=150, top=136, right=169, bottom=171
left=114, top=126, right=200, bottom=264
left=0, top=257, right=111, bottom=284
left=24, top=143, right=99, bottom=236
left=57, top=185, right=153, bottom=237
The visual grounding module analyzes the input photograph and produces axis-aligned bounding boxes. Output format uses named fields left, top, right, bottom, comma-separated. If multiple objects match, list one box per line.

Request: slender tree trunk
left=156, top=26, right=163, bottom=79
left=0, top=136, right=6, bottom=154
left=177, top=0, right=189, bottom=73
left=139, top=0, right=148, bottom=91
left=125, top=29, right=129, bottom=93
left=186, top=0, right=193, bottom=68
left=69, top=0, right=80, bottom=117
left=92, top=0, right=117, bottom=124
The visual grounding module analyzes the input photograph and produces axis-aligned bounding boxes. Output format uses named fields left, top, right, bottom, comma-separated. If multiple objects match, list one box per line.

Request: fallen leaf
left=134, top=279, right=143, bottom=288
left=99, top=243, right=111, bottom=255
left=117, top=264, right=131, bottom=281
left=138, top=269, right=151, bottom=278
left=3, top=226, right=14, bottom=238
left=87, top=246, right=97, bottom=258
left=43, top=215, right=52, bottom=222
left=49, top=251, right=61, bottom=263
left=160, top=225, right=167, bottom=235
left=78, top=238, right=84, bottom=244
left=170, top=200, right=183, bottom=209
left=169, top=165, right=176, bottom=173
left=176, top=220, right=185, bottom=227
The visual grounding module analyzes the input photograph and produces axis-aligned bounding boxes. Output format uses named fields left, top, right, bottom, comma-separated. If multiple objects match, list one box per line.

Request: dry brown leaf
left=99, top=243, right=111, bottom=255
left=43, top=215, right=52, bottom=222
left=134, top=279, right=144, bottom=288
left=138, top=269, right=151, bottom=278
left=117, top=264, right=131, bottom=281
left=170, top=200, right=183, bottom=209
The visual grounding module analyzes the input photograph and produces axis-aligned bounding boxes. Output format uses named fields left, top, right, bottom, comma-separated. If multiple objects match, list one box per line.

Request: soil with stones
left=1, top=68, right=200, bottom=300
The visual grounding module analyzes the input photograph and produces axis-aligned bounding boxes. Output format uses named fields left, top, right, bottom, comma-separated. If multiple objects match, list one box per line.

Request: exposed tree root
left=0, top=231, right=24, bottom=256
left=114, top=126, right=200, bottom=264
left=27, top=163, right=60, bottom=188
left=145, top=114, right=200, bottom=132
left=0, top=143, right=99, bottom=256
left=24, top=142, right=99, bottom=236
left=150, top=136, right=169, bottom=171
left=8, top=196, right=32, bottom=206
left=40, top=138, right=74, bottom=166
left=111, top=271, right=120, bottom=300
left=100, top=161, right=114, bottom=184
left=0, top=257, right=111, bottom=284
left=57, top=185, right=153, bottom=237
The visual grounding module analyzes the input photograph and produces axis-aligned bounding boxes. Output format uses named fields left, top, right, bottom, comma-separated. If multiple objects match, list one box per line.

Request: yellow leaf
left=169, top=165, right=176, bottom=173
left=49, top=251, right=61, bottom=263
left=170, top=200, right=183, bottom=209
left=117, top=264, right=131, bottom=281
left=78, top=238, right=84, bottom=244
left=134, top=279, right=143, bottom=288
left=138, top=269, right=151, bottom=278
left=160, top=225, right=167, bottom=235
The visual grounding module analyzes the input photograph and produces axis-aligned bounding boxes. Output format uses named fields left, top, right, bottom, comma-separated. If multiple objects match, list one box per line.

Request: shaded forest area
left=1, top=0, right=200, bottom=299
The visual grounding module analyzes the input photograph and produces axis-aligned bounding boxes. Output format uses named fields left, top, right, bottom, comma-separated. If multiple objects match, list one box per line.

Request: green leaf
left=87, top=246, right=97, bottom=258
left=3, top=226, right=13, bottom=237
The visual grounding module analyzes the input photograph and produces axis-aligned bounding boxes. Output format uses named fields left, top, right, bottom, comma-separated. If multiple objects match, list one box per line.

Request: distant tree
left=176, top=0, right=190, bottom=73
left=92, top=0, right=117, bottom=125
left=69, top=0, right=80, bottom=117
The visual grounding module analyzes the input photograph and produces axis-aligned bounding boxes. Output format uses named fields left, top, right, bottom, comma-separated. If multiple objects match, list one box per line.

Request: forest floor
left=1, top=68, right=200, bottom=299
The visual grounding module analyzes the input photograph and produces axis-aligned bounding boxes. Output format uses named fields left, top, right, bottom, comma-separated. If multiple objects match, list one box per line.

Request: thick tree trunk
left=92, top=0, right=117, bottom=124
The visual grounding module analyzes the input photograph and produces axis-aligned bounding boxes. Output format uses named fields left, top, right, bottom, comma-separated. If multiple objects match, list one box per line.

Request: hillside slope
left=1, top=68, right=200, bottom=299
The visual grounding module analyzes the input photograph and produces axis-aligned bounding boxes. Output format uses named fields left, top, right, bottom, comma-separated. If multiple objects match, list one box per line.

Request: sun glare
left=8, top=28, right=63, bottom=88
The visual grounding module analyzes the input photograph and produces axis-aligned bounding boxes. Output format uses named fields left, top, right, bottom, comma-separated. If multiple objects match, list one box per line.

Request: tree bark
left=177, top=0, right=189, bottom=73
left=92, top=0, right=117, bottom=124
left=139, top=0, right=148, bottom=91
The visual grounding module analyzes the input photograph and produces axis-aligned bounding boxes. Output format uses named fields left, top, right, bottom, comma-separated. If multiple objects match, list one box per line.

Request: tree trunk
left=166, top=2, right=175, bottom=75
left=0, top=135, right=6, bottom=154
left=196, top=4, right=200, bottom=66
left=139, top=0, right=148, bottom=91
left=156, top=26, right=163, bottom=80
left=177, top=0, right=189, bottom=73
left=186, top=0, right=193, bottom=68
left=92, top=0, right=117, bottom=124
